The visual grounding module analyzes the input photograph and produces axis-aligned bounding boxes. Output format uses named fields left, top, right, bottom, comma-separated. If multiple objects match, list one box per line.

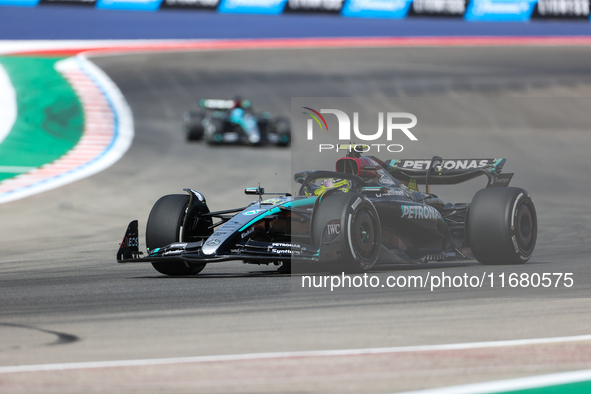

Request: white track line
left=0, top=55, right=133, bottom=204
left=0, top=40, right=177, bottom=55
left=0, top=63, right=17, bottom=146
left=1, top=333, right=591, bottom=374
left=397, top=369, right=591, bottom=394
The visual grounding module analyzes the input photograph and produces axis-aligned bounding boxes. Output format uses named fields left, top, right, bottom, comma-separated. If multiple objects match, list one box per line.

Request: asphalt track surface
left=2, top=46, right=591, bottom=393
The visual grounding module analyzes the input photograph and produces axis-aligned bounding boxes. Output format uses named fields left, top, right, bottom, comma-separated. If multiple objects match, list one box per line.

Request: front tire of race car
left=146, top=194, right=207, bottom=276
left=205, top=118, right=224, bottom=145
left=466, top=187, right=537, bottom=265
left=184, top=111, right=205, bottom=141
left=271, top=117, right=291, bottom=147
left=313, top=193, right=381, bottom=272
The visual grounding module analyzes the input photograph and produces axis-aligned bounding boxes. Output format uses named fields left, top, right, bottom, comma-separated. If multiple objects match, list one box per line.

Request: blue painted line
left=0, top=6, right=590, bottom=40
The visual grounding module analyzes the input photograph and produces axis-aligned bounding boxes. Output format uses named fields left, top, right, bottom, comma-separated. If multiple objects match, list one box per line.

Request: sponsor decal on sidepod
left=401, top=205, right=442, bottom=220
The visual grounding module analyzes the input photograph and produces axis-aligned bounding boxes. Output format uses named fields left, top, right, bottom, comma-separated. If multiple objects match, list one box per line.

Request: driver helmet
left=313, top=178, right=351, bottom=196
left=233, top=96, right=251, bottom=110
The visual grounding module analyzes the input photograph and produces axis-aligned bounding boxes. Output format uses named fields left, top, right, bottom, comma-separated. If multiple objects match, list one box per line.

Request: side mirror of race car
left=245, top=187, right=265, bottom=195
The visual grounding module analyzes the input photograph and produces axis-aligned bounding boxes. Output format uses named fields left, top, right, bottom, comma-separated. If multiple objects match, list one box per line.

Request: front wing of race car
left=116, top=220, right=325, bottom=265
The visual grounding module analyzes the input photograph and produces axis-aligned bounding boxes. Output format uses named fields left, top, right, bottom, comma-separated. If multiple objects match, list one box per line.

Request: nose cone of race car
left=200, top=204, right=276, bottom=256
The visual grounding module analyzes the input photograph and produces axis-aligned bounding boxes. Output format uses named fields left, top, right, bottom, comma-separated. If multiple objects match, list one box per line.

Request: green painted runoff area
left=0, top=56, right=83, bottom=182
left=499, top=379, right=591, bottom=393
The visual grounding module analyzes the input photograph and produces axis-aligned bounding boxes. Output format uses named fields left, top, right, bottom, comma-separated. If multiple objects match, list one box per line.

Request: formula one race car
left=183, top=98, right=291, bottom=147
left=117, top=148, right=537, bottom=275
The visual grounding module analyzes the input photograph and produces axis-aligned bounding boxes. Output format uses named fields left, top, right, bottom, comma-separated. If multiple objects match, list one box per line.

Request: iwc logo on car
left=326, top=223, right=341, bottom=235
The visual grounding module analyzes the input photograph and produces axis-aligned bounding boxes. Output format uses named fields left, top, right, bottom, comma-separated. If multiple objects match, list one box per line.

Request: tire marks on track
left=0, top=323, right=79, bottom=347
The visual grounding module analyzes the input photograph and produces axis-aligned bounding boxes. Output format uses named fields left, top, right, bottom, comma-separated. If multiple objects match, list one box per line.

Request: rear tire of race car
left=271, top=117, right=291, bottom=147
left=313, top=193, right=381, bottom=272
left=146, top=194, right=207, bottom=276
left=466, top=187, right=537, bottom=265
left=184, top=111, right=205, bottom=141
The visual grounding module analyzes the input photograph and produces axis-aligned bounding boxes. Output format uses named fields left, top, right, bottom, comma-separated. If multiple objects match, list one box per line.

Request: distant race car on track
left=117, top=147, right=537, bottom=275
left=183, top=98, right=291, bottom=147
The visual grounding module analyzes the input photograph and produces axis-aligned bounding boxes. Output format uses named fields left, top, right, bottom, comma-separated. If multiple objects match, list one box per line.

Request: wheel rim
left=352, top=210, right=378, bottom=260
left=515, top=201, right=536, bottom=254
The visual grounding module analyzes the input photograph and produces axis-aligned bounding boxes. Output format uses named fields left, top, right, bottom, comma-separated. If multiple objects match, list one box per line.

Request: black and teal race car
left=117, top=150, right=537, bottom=275
left=183, top=98, right=291, bottom=147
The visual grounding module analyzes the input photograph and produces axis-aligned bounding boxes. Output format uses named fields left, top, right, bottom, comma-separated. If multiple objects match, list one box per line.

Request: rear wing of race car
left=384, top=157, right=513, bottom=190
left=199, top=99, right=235, bottom=110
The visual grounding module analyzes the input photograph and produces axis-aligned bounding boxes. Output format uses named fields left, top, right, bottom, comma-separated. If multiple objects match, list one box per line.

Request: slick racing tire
left=271, top=117, right=291, bottom=147
left=184, top=111, right=205, bottom=141
left=466, top=187, right=537, bottom=265
left=313, top=193, right=381, bottom=272
left=146, top=194, right=207, bottom=276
